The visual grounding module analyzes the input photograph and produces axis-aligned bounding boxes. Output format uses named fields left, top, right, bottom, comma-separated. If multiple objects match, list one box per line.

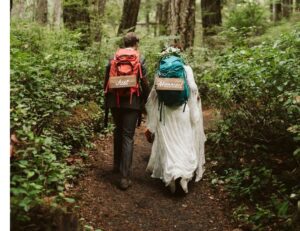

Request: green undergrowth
left=200, top=28, right=300, bottom=230
left=10, top=21, right=107, bottom=223
left=249, top=13, right=300, bottom=46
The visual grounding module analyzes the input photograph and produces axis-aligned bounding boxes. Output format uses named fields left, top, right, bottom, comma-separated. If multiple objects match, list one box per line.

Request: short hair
left=123, top=32, right=140, bottom=47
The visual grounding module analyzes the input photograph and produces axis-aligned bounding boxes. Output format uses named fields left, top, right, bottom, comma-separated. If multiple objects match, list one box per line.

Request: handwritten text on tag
left=155, top=77, right=184, bottom=91
left=109, top=75, right=137, bottom=89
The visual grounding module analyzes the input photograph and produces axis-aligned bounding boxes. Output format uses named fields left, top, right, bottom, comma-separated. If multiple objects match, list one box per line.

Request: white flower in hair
left=160, top=46, right=181, bottom=57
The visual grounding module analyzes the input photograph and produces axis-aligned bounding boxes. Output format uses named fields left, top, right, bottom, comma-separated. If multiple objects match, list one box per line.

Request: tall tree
left=270, top=0, right=282, bottom=21
left=168, top=0, right=196, bottom=50
left=11, top=0, right=62, bottom=27
left=282, top=0, right=292, bottom=17
left=155, top=2, right=162, bottom=36
left=145, top=0, right=151, bottom=33
left=89, top=0, right=106, bottom=42
left=201, top=0, right=222, bottom=36
left=48, top=0, right=63, bottom=28
left=180, top=0, right=196, bottom=50
left=297, top=0, right=300, bottom=11
left=118, top=0, right=141, bottom=35
left=11, top=0, right=34, bottom=21
left=156, top=0, right=169, bottom=36
left=35, top=0, right=48, bottom=24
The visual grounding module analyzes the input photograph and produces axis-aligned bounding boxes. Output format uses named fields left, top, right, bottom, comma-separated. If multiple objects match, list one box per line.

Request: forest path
left=70, top=109, right=235, bottom=231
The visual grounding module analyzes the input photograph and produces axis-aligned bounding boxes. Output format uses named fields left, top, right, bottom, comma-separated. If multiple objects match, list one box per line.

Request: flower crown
left=160, top=46, right=181, bottom=58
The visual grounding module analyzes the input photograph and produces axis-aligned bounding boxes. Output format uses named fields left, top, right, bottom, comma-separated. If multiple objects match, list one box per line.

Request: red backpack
left=105, top=48, right=143, bottom=106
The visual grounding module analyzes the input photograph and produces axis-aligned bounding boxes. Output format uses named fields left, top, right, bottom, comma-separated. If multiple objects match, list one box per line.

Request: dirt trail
left=70, top=110, right=234, bottom=231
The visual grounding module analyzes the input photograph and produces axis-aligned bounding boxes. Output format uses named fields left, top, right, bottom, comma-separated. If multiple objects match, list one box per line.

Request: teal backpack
left=156, top=55, right=190, bottom=108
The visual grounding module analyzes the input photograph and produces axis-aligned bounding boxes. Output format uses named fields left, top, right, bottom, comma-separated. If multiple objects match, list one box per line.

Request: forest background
left=6, top=0, right=300, bottom=230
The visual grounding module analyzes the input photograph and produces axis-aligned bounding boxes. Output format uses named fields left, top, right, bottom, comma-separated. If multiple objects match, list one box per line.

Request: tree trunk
left=270, top=0, right=282, bottom=21
left=48, top=0, right=63, bottom=28
left=156, top=0, right=169, bottom=36
left=201, top=0, right=222, bottom=36
left=168, top=0, right=180, bottom=37
left=10, top=0, right=13, bottom=13
left=89, top=0, right=106, bottom=42
left=181, top=0, right=196, bottom=50
left=35, top=0, right=48, bottom=24
left=118, top=0, right=141, bottom=35
left=145, top=0, right=151, bottom=34
left=168, top=0, right=196, bottom=50
left=297, top=0, right=300, bottom=11
left=10, top=0, right=32, bottom=20
left=155, top=3, right=161, bottom=36
left=282, top=0, right=292, bottom=18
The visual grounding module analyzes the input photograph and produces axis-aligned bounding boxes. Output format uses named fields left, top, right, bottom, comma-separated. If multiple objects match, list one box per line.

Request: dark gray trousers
left=111, top=108, right=139, bottom=178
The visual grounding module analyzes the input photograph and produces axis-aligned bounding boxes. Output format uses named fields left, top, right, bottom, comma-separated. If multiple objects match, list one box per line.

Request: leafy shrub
left=226, top=1, right=267, bottom=33
left=223, top=2, right=268, bottom=44
left=10, top=21, right=105, bottom=221
left=202, top=30, right=300, bottom=230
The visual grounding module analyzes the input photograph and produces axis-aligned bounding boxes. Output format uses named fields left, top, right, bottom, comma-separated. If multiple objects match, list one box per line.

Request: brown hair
left=171, top=42, right=183, bottom=51
left=123, top=32, right=140, bottom=47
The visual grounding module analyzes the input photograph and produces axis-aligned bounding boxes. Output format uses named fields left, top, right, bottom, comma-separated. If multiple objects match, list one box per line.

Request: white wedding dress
left=145, top=65, right=206, bottom=193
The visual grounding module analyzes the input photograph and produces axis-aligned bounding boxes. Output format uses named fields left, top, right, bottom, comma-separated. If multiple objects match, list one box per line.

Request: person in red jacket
left=104, top=32, right=150, bottom=190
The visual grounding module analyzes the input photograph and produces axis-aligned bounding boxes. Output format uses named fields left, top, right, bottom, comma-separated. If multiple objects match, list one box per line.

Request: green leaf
left=11, top=187, right=28, bottom=196
left=26, top=171, right=35, bottom=179
left=277, top=201, right=289, bottom=217
left=64, top=197, right=76, bottom=203
left=84, top=225, right=94, bottom=231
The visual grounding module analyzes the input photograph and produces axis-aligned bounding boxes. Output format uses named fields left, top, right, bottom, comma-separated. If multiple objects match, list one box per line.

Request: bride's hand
left=144, top=129, right=154, bottom=143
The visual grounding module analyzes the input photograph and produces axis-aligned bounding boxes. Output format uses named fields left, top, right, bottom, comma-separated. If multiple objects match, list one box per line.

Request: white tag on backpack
left=109, top=75, right=137, bottom=88
left=155, top=77, right=184, bottom=91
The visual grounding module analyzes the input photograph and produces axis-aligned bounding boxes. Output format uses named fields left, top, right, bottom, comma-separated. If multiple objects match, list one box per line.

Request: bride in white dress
left=145, top=57, right=206, bottom=193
